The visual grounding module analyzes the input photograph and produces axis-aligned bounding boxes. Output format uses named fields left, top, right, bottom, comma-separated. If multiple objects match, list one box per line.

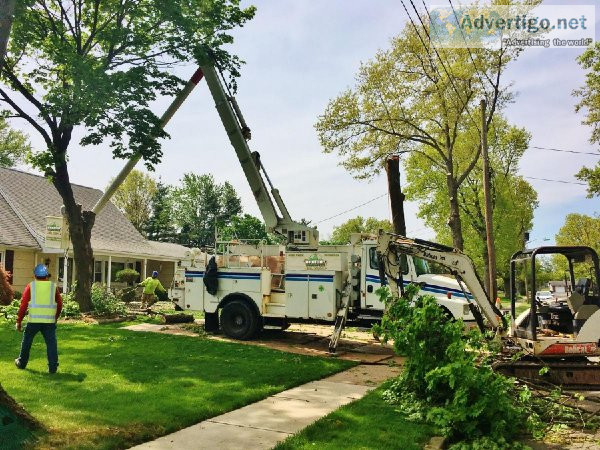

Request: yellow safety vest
left=29, top=280, right=57, bottom=323
left=140, top=277, right=164, bottom=295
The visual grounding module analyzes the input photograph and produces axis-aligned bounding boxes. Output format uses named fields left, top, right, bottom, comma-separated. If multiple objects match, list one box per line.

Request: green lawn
left=0, top=322, right=354, bottom=449
left=275, top=386, right=435, bottom=450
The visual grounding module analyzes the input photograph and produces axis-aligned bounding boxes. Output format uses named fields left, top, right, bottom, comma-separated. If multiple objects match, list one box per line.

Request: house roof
left=0, top=167, right=187, bottom=260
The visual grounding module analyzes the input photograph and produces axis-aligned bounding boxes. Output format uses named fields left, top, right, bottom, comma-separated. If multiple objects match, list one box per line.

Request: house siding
left=11, top=250, right=36, bottom=293
left=147, top=260, right=175, bottom=289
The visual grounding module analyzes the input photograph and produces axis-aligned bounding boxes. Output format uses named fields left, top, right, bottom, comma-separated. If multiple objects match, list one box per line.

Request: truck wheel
left=220, top=300, right=258, bottom=340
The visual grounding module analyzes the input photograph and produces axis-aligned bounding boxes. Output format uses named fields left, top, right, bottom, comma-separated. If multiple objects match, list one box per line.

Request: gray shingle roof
left=0, top=167, right=187, bottom=260
left=0, top=188, right=39, bottom=248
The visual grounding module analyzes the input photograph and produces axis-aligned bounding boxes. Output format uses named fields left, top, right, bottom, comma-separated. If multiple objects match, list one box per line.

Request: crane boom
left=198, top=61, right=318, bottom=247
left=376, top=231, right=504, bottom=331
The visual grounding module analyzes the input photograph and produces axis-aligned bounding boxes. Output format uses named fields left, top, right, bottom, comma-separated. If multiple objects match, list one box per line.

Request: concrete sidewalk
left=130, top=364, right=400, bottom=450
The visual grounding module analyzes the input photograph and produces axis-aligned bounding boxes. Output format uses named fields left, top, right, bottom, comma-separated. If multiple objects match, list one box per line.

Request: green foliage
left=90, top=283, right=127, bottom=317
left=115, top=268, right=140, bottom=285
left=0, top=117, right=31, bottom=168
left=405, top=117, right=537, bottom=286
left=373, top=285, right=537, bottom=446
left=219, top=214, right=283, bottom=244
left=315, top=19, right=521, bottom=249
left=573, top=43, right=600, bottom=197
left=6, top=1, right=256, bottom=171
left=328, top=216, right=393, bottom=245
left=554, top=213, right=600, bottom=277
left=575, top=42, right=600, bottom=146
left=12, top=291, right=22, bottom=300
left=575, top=163, right=600, bottom=198
left=61, top=299, right=81, bottom=319
left=171, top=173, right=242, bottom=247
left=0, top=265, right=13, bottom=306
left=110, top=170, right=157, bottom=235
left=0, top=299, right=20, bottom=323
left=146, top=181, right=177, bottom=242
left=118, top=288, right=138, bottom=304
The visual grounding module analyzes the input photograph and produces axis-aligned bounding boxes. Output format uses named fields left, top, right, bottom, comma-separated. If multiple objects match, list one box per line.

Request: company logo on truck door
left=304, top=254, right=326, bottom=269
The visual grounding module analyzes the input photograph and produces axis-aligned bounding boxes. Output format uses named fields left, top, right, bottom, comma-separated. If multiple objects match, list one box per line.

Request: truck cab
left=360, top=242, right=476, bottom=324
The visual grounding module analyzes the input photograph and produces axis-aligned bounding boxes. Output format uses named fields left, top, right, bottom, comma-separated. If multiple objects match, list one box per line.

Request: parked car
left=535, top=290, right=554, bottom=304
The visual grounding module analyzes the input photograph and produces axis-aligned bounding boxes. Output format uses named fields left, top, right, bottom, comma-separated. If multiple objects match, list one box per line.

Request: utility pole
left=386, top=156, right=406, bottom=236
left=481, top=99, right=497, bottom=301
left=0, top=0, right=16, bottom=70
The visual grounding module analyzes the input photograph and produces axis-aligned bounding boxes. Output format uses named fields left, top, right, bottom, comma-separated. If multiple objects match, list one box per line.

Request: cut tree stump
left=162, top=313, right=194, bottom=324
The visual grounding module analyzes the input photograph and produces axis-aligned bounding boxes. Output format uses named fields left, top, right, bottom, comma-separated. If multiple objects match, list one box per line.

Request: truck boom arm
left=198, top=61, right=319, bottom=247
left=377, top=231, right=504, bottom=330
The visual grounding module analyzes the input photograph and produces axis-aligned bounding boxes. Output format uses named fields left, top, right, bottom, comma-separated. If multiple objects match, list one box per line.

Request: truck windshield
left=414, top=258, right=431, bottom=276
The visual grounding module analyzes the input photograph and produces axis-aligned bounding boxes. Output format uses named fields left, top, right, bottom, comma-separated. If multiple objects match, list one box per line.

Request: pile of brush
left=0, top=266, right=12, bottom=306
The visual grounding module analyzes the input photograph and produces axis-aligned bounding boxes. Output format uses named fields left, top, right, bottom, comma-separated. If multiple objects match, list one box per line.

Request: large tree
left=316, top=16, right=518, bottom=250
left=1, top=1, right=254, bottom=310
left=405, top=118, right=538, bottom=294
left=109, top=169, right=156, bottom=235
left=554, top=213, right=600, bottom=279
left=574, top=42, right=600, bottom=198
left=171, top=173, right=242, bottom=247
left=0, top=116, right=29, bottom=167
left=327, top=216, right=393, bottom=245
left=145, top=180, right=176, bottom=243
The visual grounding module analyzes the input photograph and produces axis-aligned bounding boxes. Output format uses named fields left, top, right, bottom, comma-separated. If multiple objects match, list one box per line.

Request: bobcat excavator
left=376, top=231, right=600, bottom=388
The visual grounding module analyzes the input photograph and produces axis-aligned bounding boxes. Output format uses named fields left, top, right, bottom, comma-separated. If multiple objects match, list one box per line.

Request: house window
left=94, top=261, right=103, bottom=283
left=0, top=250, right=4, bottom=268
left=111, top=262, right=125, bottom=282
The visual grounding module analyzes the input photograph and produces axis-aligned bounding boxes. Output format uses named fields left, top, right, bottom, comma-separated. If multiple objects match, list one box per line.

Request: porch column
left=62, top=255, right=68, bottom=294
left=107, top=255, right=112, bottom=289
left=55, top=255, right=60, bottom=283
left=142, top=258, right=147, bottom=280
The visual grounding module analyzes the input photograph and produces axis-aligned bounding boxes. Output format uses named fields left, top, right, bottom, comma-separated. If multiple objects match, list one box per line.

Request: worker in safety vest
left=15, top=264, right=62, bottom=373
left=138, top=271, right=166, bottom=309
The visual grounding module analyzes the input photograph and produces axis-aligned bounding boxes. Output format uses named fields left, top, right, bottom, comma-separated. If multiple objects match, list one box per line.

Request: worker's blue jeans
left=17, top=323, right=58, bottom=373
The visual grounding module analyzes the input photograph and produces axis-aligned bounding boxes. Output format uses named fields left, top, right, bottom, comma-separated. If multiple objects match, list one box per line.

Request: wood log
left=162, top=313, right=194, bottom=324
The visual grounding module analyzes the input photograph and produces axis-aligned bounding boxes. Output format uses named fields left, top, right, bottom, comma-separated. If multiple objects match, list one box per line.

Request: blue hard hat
left=152, top=271, right=159, bottom=278
left=34, top=264, right=49, bottom=278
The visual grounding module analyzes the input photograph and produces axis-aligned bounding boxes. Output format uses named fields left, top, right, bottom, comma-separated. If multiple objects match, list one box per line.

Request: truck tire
left=220, top=300, right=259, bottom=340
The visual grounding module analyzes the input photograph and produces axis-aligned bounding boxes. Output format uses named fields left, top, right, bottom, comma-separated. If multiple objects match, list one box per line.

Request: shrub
left=61, top=299, right=81, bottom=319
left=13, top=291, right=22, bottom=300
left=90, top=283, right=127, bottom=316
left=118, top=287, right=138, bottom=303
left=115, top=268, right=140, bottom=285
left=0, top=299, right=20, bottom=323
left=373, top=284, right=538, bottom=447
left=0, top=266, right=13, bottom=306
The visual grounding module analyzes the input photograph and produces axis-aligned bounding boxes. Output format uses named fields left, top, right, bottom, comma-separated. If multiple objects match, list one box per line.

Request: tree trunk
left=446, top=173, right=464, bottom=250
left=52, top=157, right=95, bottom=312
left=482, top=243, right=490, bottom=297
left=386, top=157, right=406, bottom=236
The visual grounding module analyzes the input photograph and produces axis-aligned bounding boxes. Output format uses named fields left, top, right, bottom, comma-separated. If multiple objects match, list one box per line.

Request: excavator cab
left=510, top=246, right=600, bottom=343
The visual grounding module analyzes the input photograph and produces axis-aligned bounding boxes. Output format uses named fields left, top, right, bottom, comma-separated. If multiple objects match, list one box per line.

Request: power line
left=523, top=176, right=587, bottom=186
left=315, top=193, right=388, bottom=224
left=401, top=0, right=481, bottom=133
left=530, top=146, right=600, bottom=157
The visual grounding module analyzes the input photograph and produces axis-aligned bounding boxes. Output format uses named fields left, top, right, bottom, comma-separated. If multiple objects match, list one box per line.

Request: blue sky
left=11, top=0, right=600, bottom=242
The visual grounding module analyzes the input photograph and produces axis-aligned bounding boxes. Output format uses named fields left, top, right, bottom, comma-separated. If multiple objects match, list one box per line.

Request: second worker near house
left=138, top=271, right=166, bottom=309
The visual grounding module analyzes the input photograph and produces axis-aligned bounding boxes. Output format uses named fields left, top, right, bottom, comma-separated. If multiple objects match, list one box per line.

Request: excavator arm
left=376, top=230, right=505, bottom=332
